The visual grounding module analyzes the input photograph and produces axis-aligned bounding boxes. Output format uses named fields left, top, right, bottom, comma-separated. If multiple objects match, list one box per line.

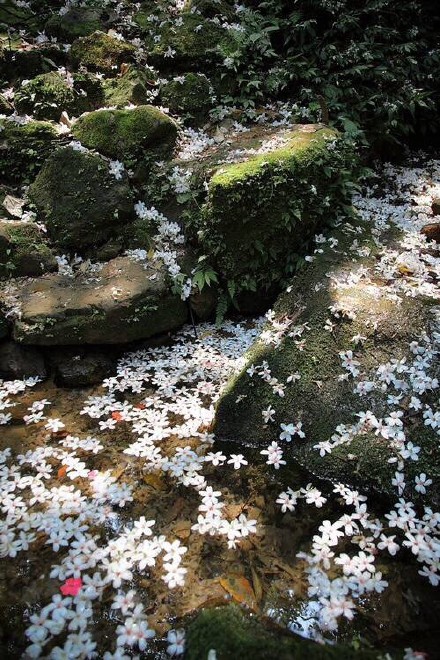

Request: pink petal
left=60, top=577, right=82, bottom=596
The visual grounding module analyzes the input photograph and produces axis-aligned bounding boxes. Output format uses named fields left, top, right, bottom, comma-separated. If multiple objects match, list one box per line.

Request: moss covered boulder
left=9, top=255, right=188, bottom=345
left=141, top=12, right=237, bottom=70
left=0, top=93, right=13, bottom=115
left=0, top=221, right=57, bottom=278
left=28, top=147, right=134, bottom=253
left=186, top=605, right=377, bottom=660
left=161, top=72, right=214, bottom=123
left=186, top=125, right=354, bottom=293
left=102, top=66, right=156, bottom=107
left=0, top=0, right=41, bottom=32
left=0, top=47, right=46, bottom=81
left=45, top=7, right=107, bottom=41
left=70, top=31, right=136, bottom=74
left=72, top=105, right=178, bottom=160
left=213, top=219, right=440, bottom=505
left=14, top=71, right=104, bottom=121
left=0, top=119, right=58, bottom=185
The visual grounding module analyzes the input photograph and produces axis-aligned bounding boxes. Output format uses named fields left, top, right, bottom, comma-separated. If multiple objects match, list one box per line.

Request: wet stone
left=52, top=350, right=116, bottom=387
left=0, top=341, right=46, bottom=380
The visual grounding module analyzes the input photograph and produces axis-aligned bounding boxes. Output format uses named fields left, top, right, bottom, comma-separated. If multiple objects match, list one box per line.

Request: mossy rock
left=45, top=7, right=107, bottom=41
left=102, top=66, right=156, bottom=107
left=70, top=31, right=136, bottom=74
left=0, top=47, right=45, bottom=81
left=0, top=0, right=41, bottom=32
left=188, top=125, right=354, bottom=290
left=161, top=72, right=214, bottom=124
left=0, top=221, right=57, bottom=278
left=142, top=12, right=238, bottom=70
left=14, top=71, right=104, bottom=121
left=0, top=119, right=58, bottom=185
left=214, top=220, right=440, bottom=505
left=72, top=105, right=178, bottom=160
left=186, top=605, right=377, bottom=659
left=28, top=146, right=135, bottom=253
left=0, top=92, right=12, bottom=114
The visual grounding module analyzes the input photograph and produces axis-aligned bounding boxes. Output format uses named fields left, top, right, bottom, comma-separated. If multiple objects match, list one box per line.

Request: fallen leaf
left=111, top=411, right=124, bottom=422
left=174, top=520, right=192, bottom=540
left=57, top=465, right=67, bottom=479
left=219, top=574, right=257, bottom=611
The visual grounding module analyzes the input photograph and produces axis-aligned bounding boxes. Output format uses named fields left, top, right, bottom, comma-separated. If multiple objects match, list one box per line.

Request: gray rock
left=9, top=255, right=188, bottom=345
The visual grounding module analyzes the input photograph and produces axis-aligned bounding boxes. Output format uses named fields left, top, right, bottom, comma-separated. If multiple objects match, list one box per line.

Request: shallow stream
left=1, top=320, right=439, bottom=658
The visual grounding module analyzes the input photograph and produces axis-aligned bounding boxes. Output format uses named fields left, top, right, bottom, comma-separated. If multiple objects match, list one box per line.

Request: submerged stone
left=10, top=256, right=188, bottom=345
left=0, top=341, right=46, bottom=380
left=28, top=147, right=134, bottom=253
left=51, top=349, right=116, bottom=387
left=72, top=105, right=178, bottom=160
left=186, top=605, right=376, bottom=659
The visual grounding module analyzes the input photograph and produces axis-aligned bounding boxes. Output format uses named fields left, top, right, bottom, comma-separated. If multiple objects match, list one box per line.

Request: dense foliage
left=219, top=0, right=440, bottom=151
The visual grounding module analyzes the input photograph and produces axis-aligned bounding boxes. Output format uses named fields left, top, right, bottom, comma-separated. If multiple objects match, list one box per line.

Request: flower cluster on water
left=0, top=319, right=264, bottom=658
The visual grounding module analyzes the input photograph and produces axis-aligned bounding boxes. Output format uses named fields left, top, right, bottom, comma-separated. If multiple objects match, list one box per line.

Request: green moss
left=45, top=7, right=105, bottom=41
left=72, top=105, right=178, bottom=160
left=0, top=0, right=41, bottom=32
left=103, top=67, right=156, bottom=107
left=186, top=605, right=377, bottom=660
left=0, top=92, right=12, bottom=114
left=0, top=221, right=57, bottom=278
left=0, top=119, right=58, bottom=185
left=28, top=146, right=134, bottom=253
left=143, top=13, right=238, bottom=70
left=160, top=73, right=213, bottom=124
left=190, top=127, right=354, bottom=290
left=70, top=31, right=136, bottom=74
left=0, top=47, right=45, bottom=81
left=214, top=220, right=440, bottom=504
left=14, top=71, right=104, bottom=121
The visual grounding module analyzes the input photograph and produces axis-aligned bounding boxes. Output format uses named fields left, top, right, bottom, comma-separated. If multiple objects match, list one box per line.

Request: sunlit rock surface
left=9, top=256, right=188, bottom=345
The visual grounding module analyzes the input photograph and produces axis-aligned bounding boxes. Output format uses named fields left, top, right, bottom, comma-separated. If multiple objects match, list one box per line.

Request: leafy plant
left=216, top=0, right=440, bottom=151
